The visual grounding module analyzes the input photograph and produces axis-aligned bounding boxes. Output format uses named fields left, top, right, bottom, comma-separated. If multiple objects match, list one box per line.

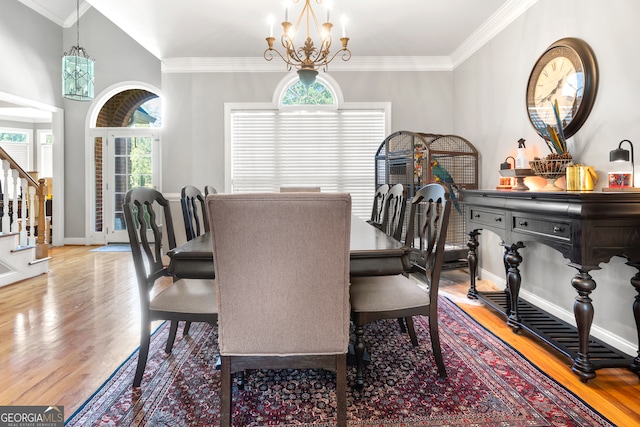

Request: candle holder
left=499, top=168, right=534, bottom=191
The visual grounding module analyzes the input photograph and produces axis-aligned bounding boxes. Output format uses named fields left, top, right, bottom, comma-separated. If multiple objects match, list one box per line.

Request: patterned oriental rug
left=66, top=297, right=613, bottom=427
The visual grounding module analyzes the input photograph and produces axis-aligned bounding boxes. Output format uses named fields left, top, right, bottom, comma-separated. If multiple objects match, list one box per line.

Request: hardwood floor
left=0, top=246, right=638, bottom=425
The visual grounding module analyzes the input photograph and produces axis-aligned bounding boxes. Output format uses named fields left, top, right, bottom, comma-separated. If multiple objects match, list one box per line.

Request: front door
left=88, top=129, right=159, bottom=244
left=107, top=131, right=159, bottom=243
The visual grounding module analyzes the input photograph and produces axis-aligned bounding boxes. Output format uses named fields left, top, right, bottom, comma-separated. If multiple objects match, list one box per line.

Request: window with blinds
left=39, top=130, right=53, bottom=178
left=0, top=129, right=30, bottom=171
left=230, top=107, right=387, bottom=218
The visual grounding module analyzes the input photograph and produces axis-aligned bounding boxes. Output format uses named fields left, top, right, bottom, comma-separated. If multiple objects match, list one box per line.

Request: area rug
left=66, top=297, right=613, bottom=426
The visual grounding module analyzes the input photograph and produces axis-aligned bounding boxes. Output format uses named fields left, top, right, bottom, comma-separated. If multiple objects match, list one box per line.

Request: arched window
left=228, top=74, right=389, bottom=218
left=281, top=80, right=336, bottom=106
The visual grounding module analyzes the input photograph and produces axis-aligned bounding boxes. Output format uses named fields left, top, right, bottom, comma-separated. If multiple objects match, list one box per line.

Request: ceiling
left=17, top=0, right=530, bottom=60
left=8, top=0, right=535, bottom=121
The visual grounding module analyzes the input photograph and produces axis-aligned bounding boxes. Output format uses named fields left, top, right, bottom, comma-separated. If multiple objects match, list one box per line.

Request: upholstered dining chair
left=180, top=185, right=208, bottom=241
left=379, top=183, right=406, bottom=241
left=123, top=187, right=217, bottom=387
left=368, top=184, right=389, bottom=226
left=350, top=183, right=451, bottom=388
left=206, top=192, right=351, bottom=427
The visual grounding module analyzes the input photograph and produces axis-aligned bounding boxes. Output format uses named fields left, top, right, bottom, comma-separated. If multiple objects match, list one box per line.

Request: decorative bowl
left=529, top=158, right=572, bottom=191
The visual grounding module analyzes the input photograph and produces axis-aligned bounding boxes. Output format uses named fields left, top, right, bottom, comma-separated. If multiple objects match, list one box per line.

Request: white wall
left=453, top=0, right=640, bottom=352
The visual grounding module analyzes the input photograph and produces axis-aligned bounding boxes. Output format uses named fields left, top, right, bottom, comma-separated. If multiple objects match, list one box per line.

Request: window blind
left=230, top=108, right=386, bottom=219
left=40, top=137, right=53, bottom=178
left=0, top=142, right=30, bottom=171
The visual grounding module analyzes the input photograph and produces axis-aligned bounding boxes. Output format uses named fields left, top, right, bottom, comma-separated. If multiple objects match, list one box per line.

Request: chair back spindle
left=181, top=185, right=208, bottom=241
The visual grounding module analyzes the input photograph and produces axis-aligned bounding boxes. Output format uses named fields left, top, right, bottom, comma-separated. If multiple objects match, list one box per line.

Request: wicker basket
left=529, top=158, right=572, bottom=179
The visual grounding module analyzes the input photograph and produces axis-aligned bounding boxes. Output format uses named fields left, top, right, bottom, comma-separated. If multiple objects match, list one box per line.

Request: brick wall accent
left=96, top=89, right=158, bottom=127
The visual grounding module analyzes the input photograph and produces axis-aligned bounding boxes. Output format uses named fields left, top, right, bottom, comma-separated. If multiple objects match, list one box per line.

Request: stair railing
left=0, top=146, right=48, bottom=259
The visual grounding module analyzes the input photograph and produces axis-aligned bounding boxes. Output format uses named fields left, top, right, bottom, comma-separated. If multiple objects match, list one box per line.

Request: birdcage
left=374, top=131, right=478, bottom=269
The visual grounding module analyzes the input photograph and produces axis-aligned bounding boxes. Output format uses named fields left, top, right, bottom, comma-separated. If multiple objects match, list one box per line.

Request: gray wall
left=0, top=4, right=160, bottom=239
left=161, top=70, right=453, bottom=193
left=0, top=1, right=61, bottom=106
left=1, top=0, right=637, bottom=352
left=61, top=8, right=161, bottom=238
left=453, top=0, right=639, bottom=350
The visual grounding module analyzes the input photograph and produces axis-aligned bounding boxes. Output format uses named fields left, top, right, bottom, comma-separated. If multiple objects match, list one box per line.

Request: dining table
left=167, top=216, right=411, bottom=279
left=167, top=216, right=409, bottom=373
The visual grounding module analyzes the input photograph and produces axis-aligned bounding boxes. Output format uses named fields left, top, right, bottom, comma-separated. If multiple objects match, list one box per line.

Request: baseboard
left=63, top=237, right=87, bottom=245
left=479, top=268, right=637, bottom=358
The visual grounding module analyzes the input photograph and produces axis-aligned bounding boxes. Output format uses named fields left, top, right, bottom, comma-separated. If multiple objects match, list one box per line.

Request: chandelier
left=62, top=0, right=95, bottom=101
left=264, top=0, right=351, bottom=87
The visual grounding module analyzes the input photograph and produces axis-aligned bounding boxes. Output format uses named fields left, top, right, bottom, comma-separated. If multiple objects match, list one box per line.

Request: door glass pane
left=113, top=136, right=153, bottom=231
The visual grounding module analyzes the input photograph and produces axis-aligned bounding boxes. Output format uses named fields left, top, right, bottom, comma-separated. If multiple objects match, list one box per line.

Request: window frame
left=225, top=75, right=390, bottom=219
left=37, top=129, right=53, bottom=178
left=0, top=127, right=32, bottom=171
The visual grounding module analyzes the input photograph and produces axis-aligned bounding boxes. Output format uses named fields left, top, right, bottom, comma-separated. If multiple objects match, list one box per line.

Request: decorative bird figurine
left=430, top=159, right=463, bottom=215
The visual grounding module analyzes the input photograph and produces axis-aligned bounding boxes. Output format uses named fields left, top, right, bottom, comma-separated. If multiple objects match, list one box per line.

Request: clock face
left=526, top=38, right=598, bottom=140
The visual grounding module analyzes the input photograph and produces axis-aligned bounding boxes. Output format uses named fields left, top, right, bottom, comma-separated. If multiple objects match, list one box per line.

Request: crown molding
left=18, top=0, right=91, bottom=28
left=62, top=1, right=92, bottom=28
left=161, top=56, right=453, bottom=73
left=162, top=0, right=538, bottom=74
left=451, top=0, right=538, bottom=68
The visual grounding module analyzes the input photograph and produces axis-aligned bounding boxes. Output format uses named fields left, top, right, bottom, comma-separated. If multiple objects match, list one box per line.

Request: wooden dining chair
left=368, top=184, right=389, bottom=226
left=204, top=185, right=217, bottom=196
left=379, top=183, right=406, bottom=241
left=180, top=185, right=208, bottom=241
left=350, top=183, right=451, bottom=389
left=206, top=192, right=351, bottom=427
left=123, top=187, right=217, bottom=387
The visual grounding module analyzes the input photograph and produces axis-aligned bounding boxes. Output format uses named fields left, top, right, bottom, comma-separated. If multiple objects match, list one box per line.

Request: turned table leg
left=569, top=264, right=597, bottom=382
left=353, top=324, right=366, bottom=389
left=624, top=260, right=640, bottom=377
left=466, top=229, right=481, bottom=299
left=503, top=242, right=525, bottom=331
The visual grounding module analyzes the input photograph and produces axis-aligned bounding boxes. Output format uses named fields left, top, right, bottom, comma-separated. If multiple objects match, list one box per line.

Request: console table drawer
left=512, top=215, right=571, bottom=240
left=469, top=208, right=506, bottom=229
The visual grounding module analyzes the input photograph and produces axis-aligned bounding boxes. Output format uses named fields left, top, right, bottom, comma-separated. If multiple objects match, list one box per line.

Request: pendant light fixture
left=264, top=0, right=351, bottom=88
left=62, top=0, right=95, bottom=101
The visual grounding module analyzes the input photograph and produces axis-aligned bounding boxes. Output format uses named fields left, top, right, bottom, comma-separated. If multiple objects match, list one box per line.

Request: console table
left=461, top=189, right=640, bottom=381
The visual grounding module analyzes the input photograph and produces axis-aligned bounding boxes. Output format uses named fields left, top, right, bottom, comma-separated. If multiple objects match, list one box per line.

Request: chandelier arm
left=326, top=46, right=352, bottom=64
left=286, top=42, right=308, bottom=66
left=264, top=48, right=296, bottom=71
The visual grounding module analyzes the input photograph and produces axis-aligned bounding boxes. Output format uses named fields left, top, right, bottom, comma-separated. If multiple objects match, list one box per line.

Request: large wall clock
left=526, top=37, right=598, bottom=140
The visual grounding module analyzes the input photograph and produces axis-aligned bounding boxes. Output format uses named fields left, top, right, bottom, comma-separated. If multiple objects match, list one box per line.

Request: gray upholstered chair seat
left=124, top=186, right=218, bottom=387
left=350, top=275, right=429, bottom=313
left=149, top=278, right=217, bottom=314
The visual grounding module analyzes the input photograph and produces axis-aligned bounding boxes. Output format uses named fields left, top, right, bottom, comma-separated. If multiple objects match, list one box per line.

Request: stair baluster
left=1, top=160, right=8, bottom=234
left=19, top=177, right=27, bottom=246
